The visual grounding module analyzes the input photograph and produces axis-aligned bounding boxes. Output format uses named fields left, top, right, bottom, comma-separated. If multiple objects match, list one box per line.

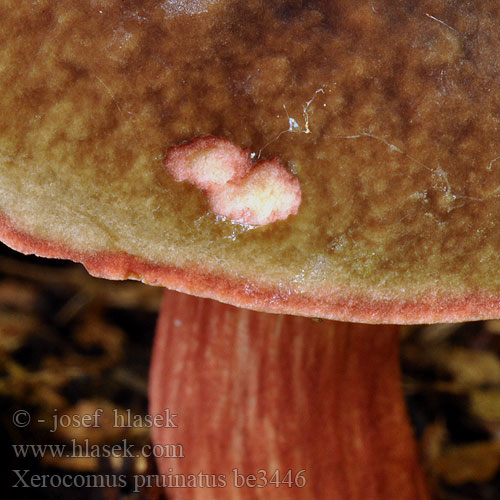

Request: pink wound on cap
left=164, top=136, right=302, bottom=227
left=164, top=136, right=251, bottom=191
left=208, top=159, right=301, bottom=226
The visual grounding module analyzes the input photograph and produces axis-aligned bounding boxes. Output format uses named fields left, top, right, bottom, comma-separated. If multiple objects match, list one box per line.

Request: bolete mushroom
left=149, top=291, right=429, bottom=499
left=1, top=0, right=499, bottom=498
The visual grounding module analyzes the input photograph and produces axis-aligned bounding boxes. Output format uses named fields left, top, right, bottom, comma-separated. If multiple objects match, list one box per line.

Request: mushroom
left=150, top=290, right=429, bottom=499
left=1, top=0, right=499, bottom=498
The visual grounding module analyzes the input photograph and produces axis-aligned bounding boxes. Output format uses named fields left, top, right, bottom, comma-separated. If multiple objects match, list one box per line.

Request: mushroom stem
left=150, top=290, right=430, bottom=499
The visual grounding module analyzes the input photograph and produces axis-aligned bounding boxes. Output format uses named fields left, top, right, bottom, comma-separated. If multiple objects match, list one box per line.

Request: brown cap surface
left=1, top=0, right=500, bottom=323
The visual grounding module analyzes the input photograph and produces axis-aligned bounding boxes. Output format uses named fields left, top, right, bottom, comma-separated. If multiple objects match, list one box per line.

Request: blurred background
left=1, top=241, right=500, bottom=500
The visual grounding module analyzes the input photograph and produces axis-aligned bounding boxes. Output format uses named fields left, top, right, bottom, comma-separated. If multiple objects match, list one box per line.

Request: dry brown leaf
left=433, top=347, right=500, bottom=387
left=436, top=441, right=500, bottom=485
left=42, top=454, right=98, bottom=472
left=53, top=400, right=128, bottom=446
left=0, top=279, right=39, bottom=311
left=420, top=324, right=462, bottom=344
left=420, top=420, right=448, bottom=467
left=470, top=389, right=500, bottom=422
left=73, top=313, right=125, bottom=365
left=0, top=310, right=40, bottom=352
left=485, top=320, right=500, bottom=335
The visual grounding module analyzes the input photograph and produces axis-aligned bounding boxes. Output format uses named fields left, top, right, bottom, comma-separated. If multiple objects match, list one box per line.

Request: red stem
left=150, top=290, right=430, bottom=499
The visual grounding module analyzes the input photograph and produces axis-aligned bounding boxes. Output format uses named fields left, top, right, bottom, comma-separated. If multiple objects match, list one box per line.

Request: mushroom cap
left=1, top=0, right=500, bottom=323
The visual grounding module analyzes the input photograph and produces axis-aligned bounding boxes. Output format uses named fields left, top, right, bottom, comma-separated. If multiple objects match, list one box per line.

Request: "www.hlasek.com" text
left=12, top=439, right=184, bottom=459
